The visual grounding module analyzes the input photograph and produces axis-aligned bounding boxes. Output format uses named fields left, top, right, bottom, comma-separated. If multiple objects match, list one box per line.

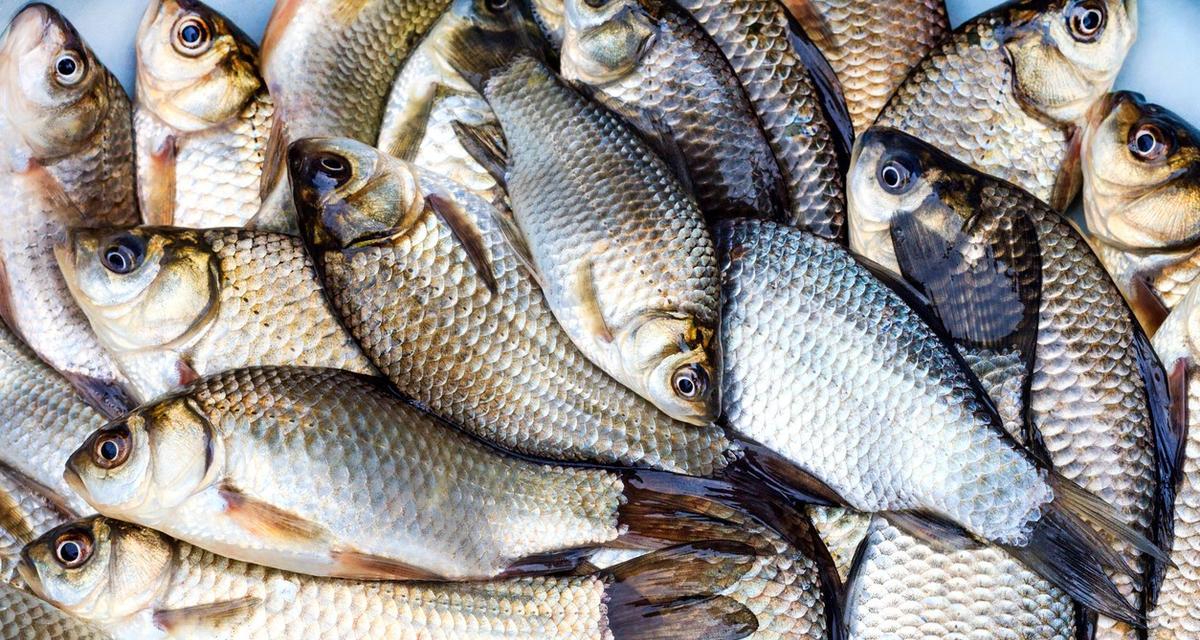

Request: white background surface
left=3, top=0, right=1198, bottom=127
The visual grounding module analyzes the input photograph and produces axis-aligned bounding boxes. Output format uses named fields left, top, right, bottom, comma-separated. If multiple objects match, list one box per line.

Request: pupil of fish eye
left=882, top=166, right=901, bottom=187
left=320, top=156, right=345, bottom=173
left=57, top=541, right=80, bottom=563
left=677, top=377, right=694, bottom=395
left=100, top=440, right=119, bottom=461
left=182, top=24, right=201, bottom=43
left=1082, top=9, right=1101, bottom=30
left=56, top=57, right=76, bottom=76
left=1137, top=132, right=1155, bottom=153
left=104, top=248, right=129, bottom=273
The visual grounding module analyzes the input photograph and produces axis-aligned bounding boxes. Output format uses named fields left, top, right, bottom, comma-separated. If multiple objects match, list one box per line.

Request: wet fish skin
left=0, top=465, right=75, bottom=585
left=1149, top=285, right=1200, bottom=638
left=874, top=0, right=1137, bottom=210
left=291, top=137, right=733, bottom=476
left=0, top=4, right=140, bottom=417
left=672, top=0, right=848, bottom=239
left=791, top=0, right=949, bottom=135
left=20, top=516, right=758, bottom=640
left=559, top=0, right=788, bottom=224
left=0, top=581, right=107, bottom=640
left=848, top=127, right=1169, bottom=637
left=1081, top=91, right=1200, bottom=334
left=57, top=226, right=376, bottom=401
left=134, top=0, right=278, bottom=230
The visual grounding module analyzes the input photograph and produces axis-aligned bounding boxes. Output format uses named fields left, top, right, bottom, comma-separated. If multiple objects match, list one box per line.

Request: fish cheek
left=145, top=400, right=221, bottom=513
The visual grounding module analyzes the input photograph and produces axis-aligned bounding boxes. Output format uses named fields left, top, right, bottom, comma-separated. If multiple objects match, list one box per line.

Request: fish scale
left=0, top=583, right=106, bottom=640
left=0, top=468, right=74, bottom=585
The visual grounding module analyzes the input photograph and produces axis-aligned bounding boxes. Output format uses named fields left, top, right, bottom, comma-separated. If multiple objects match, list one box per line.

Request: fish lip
left=2, top=3, right=55, bottom=55
left=63, top=458, right=87, bottom=500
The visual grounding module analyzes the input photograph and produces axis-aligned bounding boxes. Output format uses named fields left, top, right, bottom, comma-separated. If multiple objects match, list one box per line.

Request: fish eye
left=671, top=364, right=708, bottom=400
left=173, top=16, right=212, bottom=55
left=90, top=424, right=131, bottom=469
left=1128, top=122, right=1172, bottom=162
left=53, top=531, right=93, bottom=569
left=584, top=0, right=610, bottom=7
left=314, top=153, right=353, bottom=186
left=1067, top=1, right=1106, bottom=42
left=877, top=157, right=917, bottom=195
left=100, top=236, right=145, bottom=275
left=485, top=0, right=509, bottom=11
left=53, top=51, right=85, bottom=86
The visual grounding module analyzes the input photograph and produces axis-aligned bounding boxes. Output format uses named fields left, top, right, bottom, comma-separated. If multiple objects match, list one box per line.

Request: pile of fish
left=1, top=0, right=1198, bottom=638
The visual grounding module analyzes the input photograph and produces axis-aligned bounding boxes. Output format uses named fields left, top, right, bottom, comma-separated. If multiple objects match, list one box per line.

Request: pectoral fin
left=426, top=192, right=498, bottom=295
left=219, top=481, right=328, bottom=543
left=142, top=134, right=177, bottom=226
left=573, top=257, right=614, bottom=343
left=153, top=596, right=261, bottom=632
left=329, top=549, right=447, bottom=581
left=452, top=120, right=508, bottom=188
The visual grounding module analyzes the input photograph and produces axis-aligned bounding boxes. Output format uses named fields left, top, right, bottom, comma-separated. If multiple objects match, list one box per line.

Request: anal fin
left=329, top=549, right=446, bottom=581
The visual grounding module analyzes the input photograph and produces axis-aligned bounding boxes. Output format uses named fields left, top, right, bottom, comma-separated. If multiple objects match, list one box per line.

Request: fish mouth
left=63, top=461, right=88, bottom=499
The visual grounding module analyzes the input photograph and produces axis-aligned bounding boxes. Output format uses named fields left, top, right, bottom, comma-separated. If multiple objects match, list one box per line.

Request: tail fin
left=441, top=1, right=549, bottom=92
left=603, top=541, right=759, bottom=640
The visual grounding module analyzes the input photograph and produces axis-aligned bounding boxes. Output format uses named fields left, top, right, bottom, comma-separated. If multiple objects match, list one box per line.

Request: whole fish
left=0, top=465, right=75, bottom=585
left=871, top=0, right=1137, bottom=211
left=0, top=319, right=105, bottom=517
left=1149, top=285, right=1200, bottom=638
left=63, top=366, right=770, bottom=582
left=447, top=4, right=723, bottom=427
left=559, top=0, right=787, bottom=224
left=375, top=3, right=498, bottom=197
left=257, top=0, right=450, bottom=225
left=1081, top=92, right=1200, bottom=335
left=0, top=4, right=140, bottom=417
left=134, top=0, right=281, bottom=231
left=0, top=581, right=107, bottom=640
left=847, top=127, right=1175, bottom=636
left=785, top=0, right=949, bottom=135
left=56, top=226, right=376, bottom=401
left=20, top=516, right=759, bottom=640
left=290, top=138, right=822, bottom=544
left=717, top=217, right=1158, bottom=624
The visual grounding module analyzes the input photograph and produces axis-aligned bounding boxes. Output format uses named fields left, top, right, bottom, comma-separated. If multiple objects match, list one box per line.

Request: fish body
left=794, top=0, right=949, bottom=135
left=873, top=0, right=1137, bottom=210
left=57, top=227, right=375, bottom=401
left=1081, top=92, right=1200, bottom=334
left=1150, top=285, right=1200, bottom=638
left=673, top=0, right=848, bottom=238
left=0, top=465, right=75, bottom=585
left=20, top=517, right=758, bottom=640
left=808, top=507, right=868, bottom=582
left=0, top=581, right=107, bottom=640
left=0, top=4, right=140, bottom=417
left=559, top=0, right=787, bottom=223
left=134, top=0, right=279, bottom=231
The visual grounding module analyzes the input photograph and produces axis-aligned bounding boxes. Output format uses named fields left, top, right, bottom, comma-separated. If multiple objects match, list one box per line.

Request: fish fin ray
left=1127, top=274, right=1170, bottom=336
left=259, top=115, right=288, bottom=203
left=782, top=12, right=853, bottom=168
left=573, top=257, right=614, bottom=343
left=142, top=133, right=177, bottom=226
left=497, top=547, right=596, bottom=578
left=883, top=511, right=983, bottom=551
left=488, top=198, right=545, bottom=289
left=426, top=192, right=499, bottom=295
left=61, top=372, right=136, bottom=419
left=152, top=596, right=261, bottom=632
left=781, top=0, right=835, bottom=48
left=218, top=481, right=329, bottom=543
left=1049, top=126, right=1084, bottom=212
left=452, top=120, right=509, bottom=188
left=329, top=549, right=447, bottom=581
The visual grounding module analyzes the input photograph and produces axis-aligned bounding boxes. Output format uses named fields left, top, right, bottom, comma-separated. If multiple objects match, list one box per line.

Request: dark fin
left=497, top=546, right=596, bottom=578
left=1049, top=126, right=1084, bottom=212
left=218, top=481, right=329, bottom=543
left=604, top=541, right=759, bottom=640
left=175, top=358, right=200, bottom=388
left=1127, top=275, right=1170, bottom=336
left=142, top=133, right=177, bottom=226
left=1074, top=607, right=1098, bottom=640
left=488, top=197, right=545, bottom=289
left=452, top=120, right=508, bottom=187
left=720, top=437, right=847, bottom=508
left=1134, top=332, right=1186, bottom=603
left=781, top=0, right=835, bottom=48
left=573, top=257, right=614, bottom=343
left=882, top=511, right=984, bottom=552
left=782, top=10, right=853, bottom=171
left=426, top=192, right=499, bottom=295
left=259, top=116, right=288, bottom=203
left=440, top=3, right=546, bottom=93
left=382, top=82, right=441, bottom=161
left=153, top=596, right=261, bottom=632
left=62, top=372, right=136, bottom=420
left=329, top=549, right=447, bottom=581
left=840, top=522, right=874, bottom=633
left=1049, top=472, right=1169, bottom=569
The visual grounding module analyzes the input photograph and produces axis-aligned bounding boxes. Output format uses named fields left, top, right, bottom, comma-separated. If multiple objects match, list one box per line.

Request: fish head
left=1002, top=0, right=1137, bottom=124
left=1082, top=91, right=1200, bottom=251
left=0, top=3, right=111, bottom=160
left=66, top=398, right=221, bottom=521
left=560, top=0, right=658, bottom=85
left=135, top=0, right=261, bottom=133
left=56, top=226, right=219, bottom=353
left=848, top=128, right=982, bottom=272
left=290, top=137, right=427, bottom=254
left=529, top=0, right=566, bottom=47
left=19, top=516, right=172, bottom=623
left=438, top=0, right=549, bottom=91
left=622, top=312, right=720, bottom=426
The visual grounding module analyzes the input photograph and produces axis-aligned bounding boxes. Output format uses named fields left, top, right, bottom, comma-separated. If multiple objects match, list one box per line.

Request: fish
left=0, top=464, right=75, bottom=585
left=717, top=217, right=1162, bottom=624
left=0, top=3, right=141, bottom=418
left=808, top=507, right=869, bottom=582
left=20, top=516, right=759, bottom=640
left=1148, top=284, right=1200, bottom=638
left=0, top=316, right=105, bottom=517
left=56, top=226, right=376, bottom=401
left=847, top=127, right=1177, bottom=637
left=0, top=581, right=107, bottom=640
left=133, top=0, right=283, bottom=232
left=257, top=0, right=450, bottom=227
left=1080, top=91, right=1200, bottom=335
left=444, top=3, right=723, bottom=427
left=558, top=0, right=788, bottom=224
left=872, top=0, right=1137, bottom=211
left=375, top=3, right=499, bottom=198
left=783, top=0, right=950, bottom=135
left=62, top=365, right=779, bottom=582
left=289, top=137, right=829, bottom=545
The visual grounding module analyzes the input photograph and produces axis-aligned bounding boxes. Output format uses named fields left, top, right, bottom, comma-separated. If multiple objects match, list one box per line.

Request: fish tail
left=602, top=541, right=759, bottom=640
left=440, top=2, right=548, bottom=93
